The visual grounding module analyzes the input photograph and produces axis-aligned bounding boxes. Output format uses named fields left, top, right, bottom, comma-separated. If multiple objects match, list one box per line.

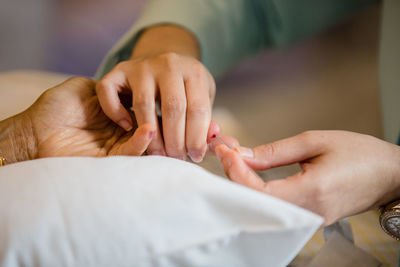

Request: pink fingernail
left=188, top=150, right=203, bottom=163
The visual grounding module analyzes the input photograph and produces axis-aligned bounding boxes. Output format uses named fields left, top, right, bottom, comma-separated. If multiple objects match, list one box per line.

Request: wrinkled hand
left=213, top=131, right=400, bottom=225
left=96, top=53, right=216, bottom=162
left=25, top=77, right=156, bottom=158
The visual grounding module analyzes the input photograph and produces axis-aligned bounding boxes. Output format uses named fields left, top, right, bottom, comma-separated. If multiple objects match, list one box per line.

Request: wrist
left=131, top=24, right=201, bottom=60
left=377, top=144, right=400, bottom=206
left=0, top=112, right=37, bottom=164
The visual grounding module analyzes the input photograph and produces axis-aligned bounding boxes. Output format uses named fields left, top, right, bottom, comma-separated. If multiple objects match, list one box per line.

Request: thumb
left=112, top=123, right=156, bottom=156
left=215, top=144, right=312, bottom=207
left=215, top=144, right=266, bottom=191
left=235, top=132, right=324, bottom=171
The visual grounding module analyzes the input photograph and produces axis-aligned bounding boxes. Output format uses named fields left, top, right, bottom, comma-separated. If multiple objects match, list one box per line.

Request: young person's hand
left=214, top=131, right=400, bottom=225
left=0, top=77, right=156, bottom=164
left=96, top=25, right=216, bottom=162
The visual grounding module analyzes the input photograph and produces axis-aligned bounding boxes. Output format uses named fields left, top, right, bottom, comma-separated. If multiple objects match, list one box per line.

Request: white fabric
left=0, top=156, right=322, bottom=267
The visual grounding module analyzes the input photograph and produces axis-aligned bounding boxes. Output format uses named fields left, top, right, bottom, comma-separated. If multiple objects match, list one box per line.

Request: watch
left=379, top=199, right=400, bottom=241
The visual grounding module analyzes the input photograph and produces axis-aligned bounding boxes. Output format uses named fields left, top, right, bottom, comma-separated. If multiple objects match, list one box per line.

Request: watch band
left=379, top=200, right=400, bottom=241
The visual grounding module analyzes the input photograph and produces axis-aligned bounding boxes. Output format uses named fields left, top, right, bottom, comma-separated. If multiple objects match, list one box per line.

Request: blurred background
left=0, top=0, right=383, bottom=153
left=0, top=0, right=383, bottom=152
left=0, top=0, right=146, bottom=76
left=0, top=0, right=380, bottom=80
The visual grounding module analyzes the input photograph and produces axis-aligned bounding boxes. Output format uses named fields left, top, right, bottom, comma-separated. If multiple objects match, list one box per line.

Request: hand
left=96, top=25, right=216, bottom=162
left=1, top=77, right=156, bottom=163
left=214, top=131, right=400, bottom=225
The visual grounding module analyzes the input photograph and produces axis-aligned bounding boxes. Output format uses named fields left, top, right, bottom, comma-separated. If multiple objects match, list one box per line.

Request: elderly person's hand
left=0, top=77, right=156, bottom=164
left=96, top=25, right=216, bottom=162
left=212, top=131, right=400, bottom=225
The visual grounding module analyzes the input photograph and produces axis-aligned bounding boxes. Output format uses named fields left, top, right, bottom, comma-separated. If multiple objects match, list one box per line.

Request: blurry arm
left=131, top=25, right=200, bottom=60
left=96, top=0, right=267, bottom=79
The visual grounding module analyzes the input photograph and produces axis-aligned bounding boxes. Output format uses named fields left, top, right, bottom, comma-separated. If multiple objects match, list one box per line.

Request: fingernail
left=119, top=119, right=132, bottom=131
left=234, top=146, right=254, bottom=158
left=188, top=150, right=203, bottom=163
left=149, top=130, right=156, bottom=139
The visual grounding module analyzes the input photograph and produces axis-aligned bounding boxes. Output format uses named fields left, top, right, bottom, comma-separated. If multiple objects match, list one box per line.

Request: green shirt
left=95, top=0, right=374, bottom=80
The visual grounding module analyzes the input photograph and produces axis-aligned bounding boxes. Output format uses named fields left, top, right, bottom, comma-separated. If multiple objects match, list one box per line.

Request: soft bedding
left=0, top=156, right=322, bottom=267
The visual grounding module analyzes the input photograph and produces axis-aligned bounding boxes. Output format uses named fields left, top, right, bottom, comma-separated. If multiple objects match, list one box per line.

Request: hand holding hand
left=1, top=77, right=156, bottom=163
left=214, top=131, right=400, bottom=225
left=96, top=26, right=216, bottom=162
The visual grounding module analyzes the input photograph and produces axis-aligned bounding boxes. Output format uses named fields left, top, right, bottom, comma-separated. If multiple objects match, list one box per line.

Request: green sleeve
left=95, top=0, right=376, bottom=80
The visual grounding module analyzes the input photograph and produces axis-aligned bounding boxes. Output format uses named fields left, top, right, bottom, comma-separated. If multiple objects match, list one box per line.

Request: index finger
left=215, top=144, right=316, bottom=215
left=96, top=71, right=134, bottom=131
left=238, top=131, right=326, bottom=171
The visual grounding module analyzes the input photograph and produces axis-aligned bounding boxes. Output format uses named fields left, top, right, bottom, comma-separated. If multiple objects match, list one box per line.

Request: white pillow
left=0, top=156, right=322, bottom=267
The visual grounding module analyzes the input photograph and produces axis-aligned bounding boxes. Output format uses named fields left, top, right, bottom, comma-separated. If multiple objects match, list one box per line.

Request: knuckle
left=159, top=51, right=179, bottom=61
left=260, top=143, right=277, bottom=159
left=299, top=130, right=318, bottom=146
left=300, top=130, right=328, bottom=150
left=114, top=61, right=129, bottom=70
left=191, top=61, right=206, bottom=74
left=68, top=76, right=94, bottom=87
left=187, top=104, right=209, bottom=117
left=159, top=52, right=180, bottom=71
left=132, top=95, right=154, bottom=111
left=299, top=130, right=315, bottom=140
left=95, top=79, right=110, bottom=92
left=131, top=61, right=149, bottom=74
left=163, top=97, right=186, bottom=116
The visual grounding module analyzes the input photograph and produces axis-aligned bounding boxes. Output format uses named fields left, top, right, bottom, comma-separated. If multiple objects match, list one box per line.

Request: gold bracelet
left=0, top=156, right=5, bottom=167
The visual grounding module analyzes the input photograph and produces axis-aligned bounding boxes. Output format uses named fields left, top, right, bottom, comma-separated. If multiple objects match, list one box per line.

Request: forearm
left=131, top=25, right=200, bottom=60
left=0, top=113, right=36, bottom=164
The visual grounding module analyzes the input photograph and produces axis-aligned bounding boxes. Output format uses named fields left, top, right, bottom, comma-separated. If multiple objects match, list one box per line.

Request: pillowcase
left=0, top=156, right=322, bottom=267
